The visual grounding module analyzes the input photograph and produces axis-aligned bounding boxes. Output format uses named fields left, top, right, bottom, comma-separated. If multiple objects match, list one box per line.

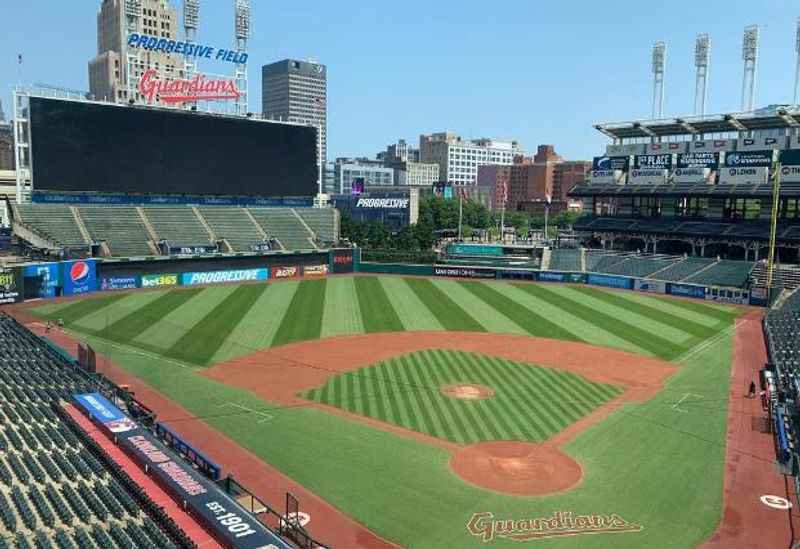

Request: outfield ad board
left=303, top=265, right=329, bottom=277
left=667, top=282, right=706, bottom=299
left=100, top=276, right=139, bottom=291
left=538, top=272, right=586, bottom=283
left=141, top=273, right=179, bottom=288
left=331, top=249, right=355, bottom=274
left=634, top=279, right=666, bottom=294
left=447, top=244, right=505, bottom=257
left=181, top=269, right=268, bottom=286
left=433, top=266, right=497, bottom=279
left=62, top=260, right=98, bottom=296
left=0, top=267, right=24, bottom=304
left=705, top=287, right=750, bottom=305
left=73, top=393, right=291, bottom=549
left=23, top=263, right=59, bottom=299
left=271, top=266, right=299, bottom=279
left=586, top=274, right=633, bottom=290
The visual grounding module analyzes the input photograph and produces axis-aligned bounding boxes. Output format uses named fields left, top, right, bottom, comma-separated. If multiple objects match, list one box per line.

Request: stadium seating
left=602, top=256, right=678, bottom=278
left=248, top=208, right=316, bottom=250
left=684, top=259, right=754, bottom=287
left=295, top=209, right=338, bottom=245
left=13, top=204, right=88, bottom=248
left=650, top=257, right=715, bottom=282
left=548, top=249, right=582, bottom=271
left=198, top=207, right=263, bottom=252
left=585, top=251, right=627, bottom=273
left=0, top=314, right=191, bottom=548
left=751, top=263, right=800, bottom=291
left=78, top=206, right=153, bottom=257
left=141, top=206, right=212, bottom=247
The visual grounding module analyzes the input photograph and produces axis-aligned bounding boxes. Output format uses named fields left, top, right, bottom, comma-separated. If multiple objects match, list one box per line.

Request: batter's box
left=671, top=393, right=704, bottom=414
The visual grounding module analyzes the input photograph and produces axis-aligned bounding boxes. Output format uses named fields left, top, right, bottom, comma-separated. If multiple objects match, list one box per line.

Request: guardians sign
left=467, top=511, right=642, bottom=542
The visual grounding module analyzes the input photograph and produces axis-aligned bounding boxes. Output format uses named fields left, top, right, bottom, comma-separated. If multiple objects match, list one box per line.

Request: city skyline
left=2, top=0, right=800, bottom=162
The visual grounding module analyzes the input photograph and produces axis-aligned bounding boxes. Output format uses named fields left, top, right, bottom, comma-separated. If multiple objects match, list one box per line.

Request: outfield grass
left=32, top=277, right=736, bottom=367
left=304, top=349, right=622, bottom=444
left=63, top=290, right=738, bottom=549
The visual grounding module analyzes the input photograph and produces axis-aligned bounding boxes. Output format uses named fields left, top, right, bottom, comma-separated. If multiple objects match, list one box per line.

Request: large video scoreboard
left=29, top=97, right=317, bottom=197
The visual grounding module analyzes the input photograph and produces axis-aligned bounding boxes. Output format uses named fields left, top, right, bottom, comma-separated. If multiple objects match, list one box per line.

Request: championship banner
left=634, top=154, right=672, bottom=169
left=592, top=156, right=630, bottom=171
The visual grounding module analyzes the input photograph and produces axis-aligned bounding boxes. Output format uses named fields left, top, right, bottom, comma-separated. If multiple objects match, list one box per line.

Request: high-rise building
left=476, top=165, right=511, bottom=211
left=262, top=59, right=327, bottom=168
left=505, top=145, right=589, bottom=215
left=381, top=139, right=437, bottom=188
left=88, top=0, right=182, bottom=104
left=333, top=158, right=393, bottom=194
left=0, top=100, right=13, bottom=171
left=419, top=132, right=521, bottom=186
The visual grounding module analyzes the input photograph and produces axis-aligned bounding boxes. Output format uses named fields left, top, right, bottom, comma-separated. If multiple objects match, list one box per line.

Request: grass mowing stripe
left=43, top=293, right=129, bottom=326
left=570, top=286, right=717, bottom=339
left=382, top=358, right=423, bottom=433
left=72, top=291, right=167, bottom=333
left=461, top=353, right=537, bottom=441
left=353, top=277, right=404, bottom=333
left=515, top=283, right=684, bottom=360
left=459, top=281, right=581, bottom=341
left=99, top=289, right=202, bottom=343
left=457, top=352, right=523, bottom=440
left=393, top=355, right=435, bottom=436
left=272, top=279, right=327, bottom=346
left=522, top=367, right=581, bottom=427
left=436, top=351, right=496, bottom=441
left=429, top=279, right=527, bottom=335
left=649, top=294, right=739, bottom=323
left=404, top=279, right=485, bottom=332
left=320, top=277, right=364, bottom=338
left=415, top=351, right=471, bottom=443
left=374, top=362, right=404, bottom=426
left=410, top=355, right=458, bottom=441
left=544, top=369, right=606, bottom=414
left=165, top=285, right=267, bottom=365
left=426, top=350, right=481, bottom=443
left=402, top=355, right=450, bottom=440
left=499, top=358, right=575, bottom=432
left=379, top=277, right=443, bottom=331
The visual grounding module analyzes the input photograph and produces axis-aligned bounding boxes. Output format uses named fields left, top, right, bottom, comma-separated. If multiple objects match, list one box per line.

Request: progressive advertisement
left=62, top=259, right=98, bottom=296
left=181, top=269, right=269, bottom=286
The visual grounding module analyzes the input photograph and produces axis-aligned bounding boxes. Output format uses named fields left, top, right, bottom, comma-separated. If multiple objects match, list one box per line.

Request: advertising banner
left=705, top=287, right=750, bottom=305
left=100, top=276, right=139, bottom=291
left=73, top=394, right=291, bottom=549
left=448, top=244, right=505, bottom=257
left=587, top=274, right=633, bottom=290
left=719, top=166, right=769, bottom=185
left=141, top=273, right=179, bottom=288
left=677, top=152, right=719, bottom=169
left=271, top=266, right=299, bottom=279
left=0, top=267, right=24, bottom=304
left=634, top=279, right=666, bottom=294
left=303, top=265, right=329, bottom=278
left=592, top=156, right=630, bottom=171
left=354, top=197, right=410, bottom=210
left=634, top=154, right=672, bottom=169
left=628, top=168, right=667, bottom=184
left=332, top=250, right=355, bottom=274
left=168, top=245, right=219, bottom=256
left=181, top=269, right=268, bottom=286
left=23, top=263, right=59, bottom=299
left=433, top=266, right=497, bottom=279
left=724, top=151, right=774, bottom=168
left=749, top=286, right=769, bottom=307
left=62, top=259, right=98, bottom=296
left=779, top=150, right=800, bottom=183
left=538, top=272, right=586, bottom=283
left=667, top=283, right=706, bottom=299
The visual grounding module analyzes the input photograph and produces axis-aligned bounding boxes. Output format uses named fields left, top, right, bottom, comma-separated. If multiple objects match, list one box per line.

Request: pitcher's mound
left=440, top=383, right=494, bottom=401
left=450, top=441, right=582, bottom=495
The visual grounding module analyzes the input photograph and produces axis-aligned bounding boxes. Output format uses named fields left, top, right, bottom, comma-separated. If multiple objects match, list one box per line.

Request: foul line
left=672, top=392, right=704, bottom=413
left=67, top=330, right=198, bottom=371
left=675, top=322, right=737, bottom=365
left=217, top=402, right=274, bottom=424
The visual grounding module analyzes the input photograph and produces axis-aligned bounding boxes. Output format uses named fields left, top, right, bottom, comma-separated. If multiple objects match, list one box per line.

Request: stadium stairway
left=290, top=210, right=320, bottom=249
left=12, top=204, right=89, bottom=249
left=540, top=248, right=552, bottom=270
left=77, top=206, right=154, bottom=257
left=197, top=207, right=264, bottom=253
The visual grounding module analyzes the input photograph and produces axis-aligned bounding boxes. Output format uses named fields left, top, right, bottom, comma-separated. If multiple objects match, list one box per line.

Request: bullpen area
left=24, top=275, right=757, bottom=548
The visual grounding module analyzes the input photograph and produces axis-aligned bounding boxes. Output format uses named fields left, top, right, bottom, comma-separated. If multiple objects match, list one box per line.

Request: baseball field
left=30, top=275, right=742, bottom=548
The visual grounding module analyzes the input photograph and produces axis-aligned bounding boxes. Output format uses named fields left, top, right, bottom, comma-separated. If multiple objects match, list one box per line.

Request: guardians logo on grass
left=467, top=511, right=643, bottom=542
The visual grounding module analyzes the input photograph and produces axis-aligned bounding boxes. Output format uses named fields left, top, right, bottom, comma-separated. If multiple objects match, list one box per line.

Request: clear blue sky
left=1, top=1, right=798, bottom=161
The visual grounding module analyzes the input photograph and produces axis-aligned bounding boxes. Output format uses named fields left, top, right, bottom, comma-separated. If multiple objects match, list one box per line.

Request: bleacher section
left=751, top=262, right=800, bottom=291
left=141, top=207, right=211, bottom=248
left=548, top=249, right=582, bottom=271
left=684, top=259, right=754, bottom=288
left=13, top=205, right=87, bottom=248
left=249, top=208, right=316, bottom=251
left=296, top=209, right=338, bottom=245
left=586, top=251, right=627, bottom=273
left=0, top=314, right=193, bottom=548
left=602, top=256, right=677, bottom=278
left=78, top=207, right=152, bottom=257
left=650, top=257, right=714, bottom=282
left=197, top=207, right=262, bottom=252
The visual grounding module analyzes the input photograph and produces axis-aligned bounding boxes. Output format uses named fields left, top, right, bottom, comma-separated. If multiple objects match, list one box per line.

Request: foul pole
left=767, top=163, right=782, bottom=290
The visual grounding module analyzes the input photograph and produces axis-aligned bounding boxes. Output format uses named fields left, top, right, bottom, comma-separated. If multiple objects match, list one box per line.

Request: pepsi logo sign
left=70, top=261, right=90, bottom=284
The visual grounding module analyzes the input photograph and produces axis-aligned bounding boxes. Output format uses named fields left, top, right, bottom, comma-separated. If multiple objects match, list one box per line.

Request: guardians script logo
left=138, top=69, right=240, bottom=104
left=467, top=511, right=643, bottom=542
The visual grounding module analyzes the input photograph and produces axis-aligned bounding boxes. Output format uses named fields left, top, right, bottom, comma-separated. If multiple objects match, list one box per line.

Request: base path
left=203, top=331, right=677, bottom=496
left=702, top=310, right=800, bottom=549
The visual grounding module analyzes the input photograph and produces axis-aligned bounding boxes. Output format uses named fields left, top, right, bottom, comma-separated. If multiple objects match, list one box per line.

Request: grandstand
left=0, top=314, right=195, bottom=548
left=10, top=204, right=339, bottom=258
left=570, top=105, right=800, bottom=291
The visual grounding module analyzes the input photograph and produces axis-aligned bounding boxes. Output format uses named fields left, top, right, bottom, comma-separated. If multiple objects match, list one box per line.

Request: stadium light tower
left=741, top=25, right=759, bottom=112
left=234, top=0, right=250, bottom=116
left=651, top=41, right=666, bottom=119
left=694, top=34, right=711, bottom=116
left=183, top=0, right=200, bottom=83
left=794, top=18, right=800, bottom=105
